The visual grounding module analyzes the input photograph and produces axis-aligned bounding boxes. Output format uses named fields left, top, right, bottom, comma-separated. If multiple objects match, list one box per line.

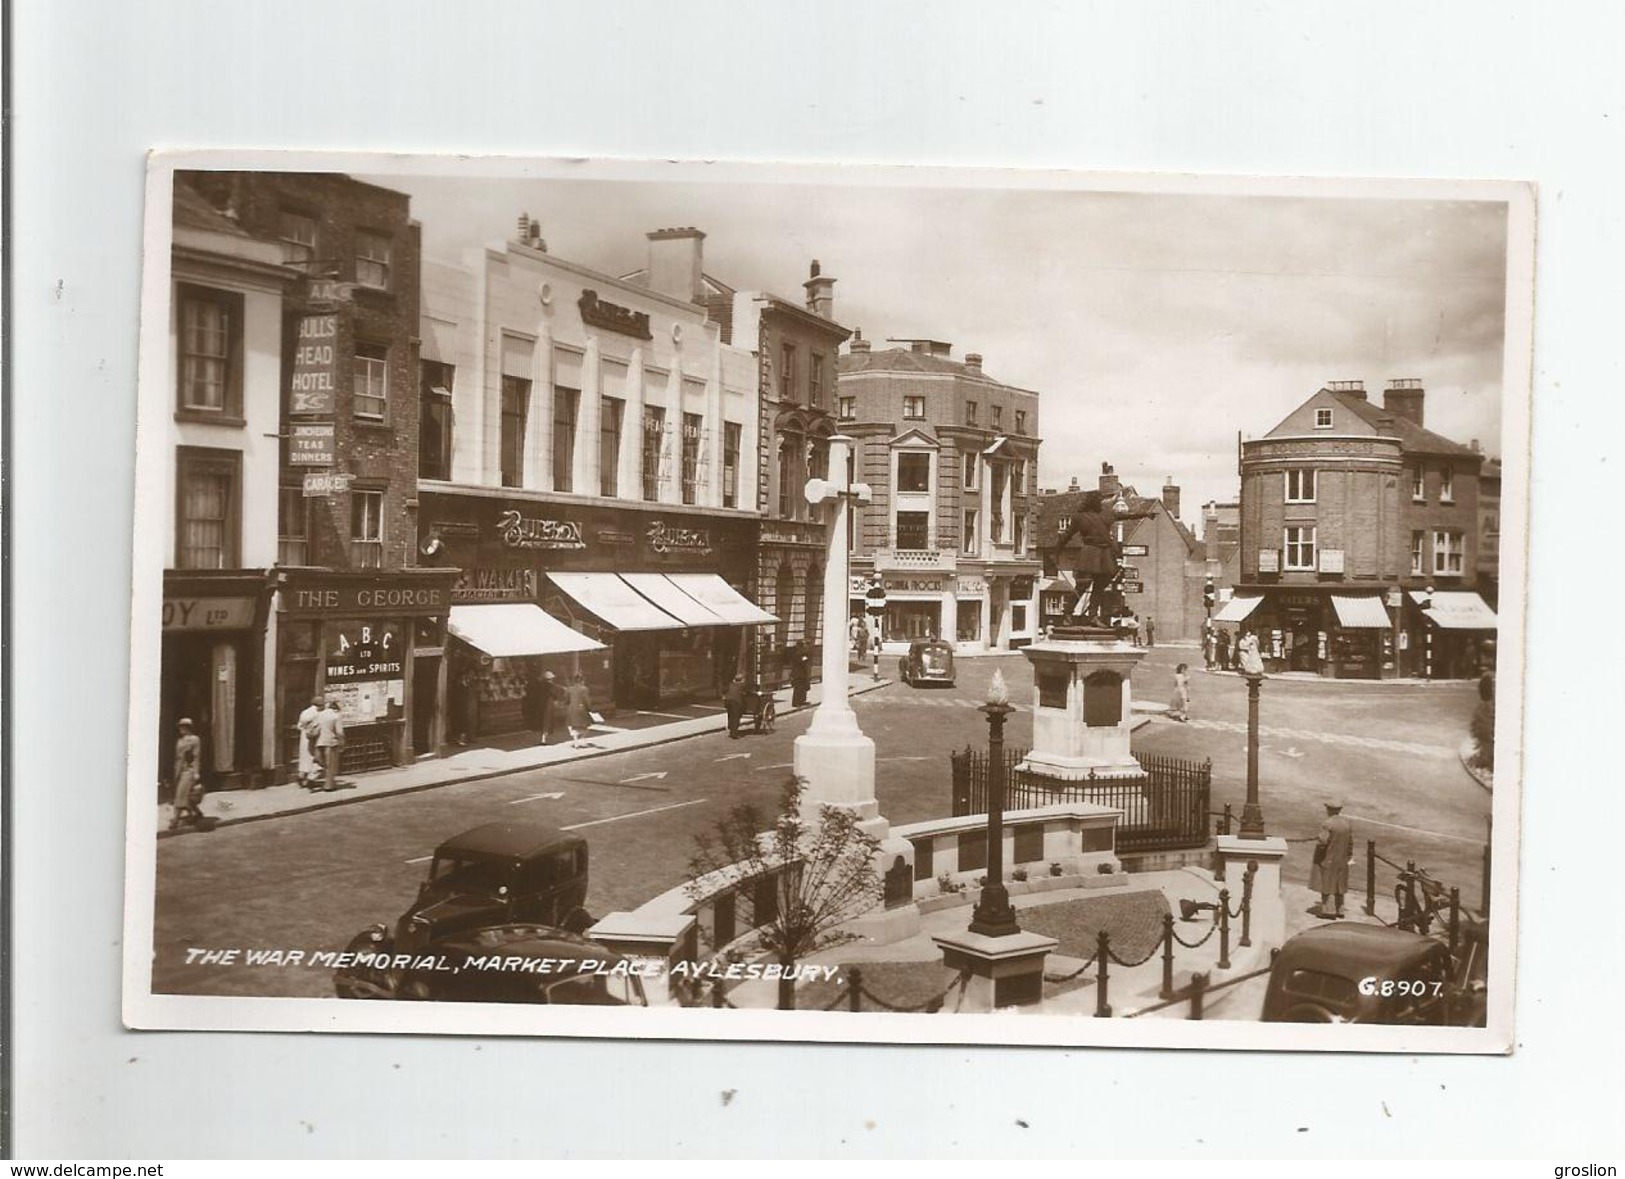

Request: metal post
left=1222, top=803, right=1233, bottom=837
left=1404, top=860, right=1419, bottom=933
left=1095, top=929, right=1112, bottom=1018
left=1160, top=913, right=1176, bottom=1000
left=1187, top=971, right=1209, bottom=1020
left=970, top=698, right=1019, bottom=937
left=1238, top=673, right=1267, bottom=838
left=1365, top=840, right=1377, bottom=916
left=1240, top=861, right=1256, bottom=948
left=848, top=965, right=863, bottom=1013
left=1217, top=888, right=1232, bottom=970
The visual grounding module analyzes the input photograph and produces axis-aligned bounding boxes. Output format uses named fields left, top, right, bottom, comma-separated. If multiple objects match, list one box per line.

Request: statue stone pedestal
left=932, top=928, right=1059, bottom=1011
left=1018, top=628, right=1148, bottom=781
left=1215, top=834, right=1290, bottom=950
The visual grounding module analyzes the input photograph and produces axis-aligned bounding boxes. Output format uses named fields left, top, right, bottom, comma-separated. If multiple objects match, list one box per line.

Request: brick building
left=1035, top=465, right=1206, bottom=642
left=1224, top=378, right=1496, bottom=679
left=1200, top=498, right=1242, bottom=603
left=185, top=171, right=457, bottom=775
left=836, top=337, right=1042, bottom=652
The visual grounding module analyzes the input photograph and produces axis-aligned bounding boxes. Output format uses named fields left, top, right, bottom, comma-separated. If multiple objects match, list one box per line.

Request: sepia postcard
left=123, top=152, right=1531, bottom=1052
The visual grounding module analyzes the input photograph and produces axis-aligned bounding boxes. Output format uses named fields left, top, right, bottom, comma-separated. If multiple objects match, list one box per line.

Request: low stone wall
left=895, top=801, right=1125, bottom=898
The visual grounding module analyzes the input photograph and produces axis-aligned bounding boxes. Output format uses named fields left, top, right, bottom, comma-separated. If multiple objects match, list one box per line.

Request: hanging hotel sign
left=579, top=290, right=653, bottom=340
left=452, top=567, right=537, bottom=604
left=496, top=511, right=587, bottom=551
left=289, top=314, right=339, bottom=415
left=289, top=423, right=336, bottom=466
left=647, top=519, right=713, bottom=556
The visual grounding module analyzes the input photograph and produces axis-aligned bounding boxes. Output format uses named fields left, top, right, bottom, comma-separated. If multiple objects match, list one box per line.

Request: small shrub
left=1011, top=866, right=1029, bottom=882
left=1097, top=862, right=1115, bottom=875
left=1050, top=862, right=1064, bottom=877
left=936, top=871, right=962, bottom=895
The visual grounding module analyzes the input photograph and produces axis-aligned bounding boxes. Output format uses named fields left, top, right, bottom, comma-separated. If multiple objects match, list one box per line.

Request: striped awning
left=1212, top=594, right=1264, bottom=624
left=1331, top=595, right=1393, bottom=629
left=1412, top=590, right=1498, bottom=630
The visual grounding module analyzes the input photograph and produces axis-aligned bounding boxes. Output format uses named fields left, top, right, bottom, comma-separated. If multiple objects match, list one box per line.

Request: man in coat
left=315, top=697, right=346, bottom=793
left=297, top=694, right=324, bottom=788
left=1310, top=798, right=1354, bottom=919
left=788, top=643, right=811, bottom=708
left=723, top=674, right=747, bottom=738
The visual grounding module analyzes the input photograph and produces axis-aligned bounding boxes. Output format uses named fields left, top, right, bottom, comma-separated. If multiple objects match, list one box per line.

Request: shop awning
left=448, top=604, right=604, bottom=658
left=1212, top=593, right=1264, bottom=623
left=621, top=573, right=730, bottom=627
left=663, top=573, right=779, bottom=625
left=1331, top=595, right=1393, bottom=629
left=547, top=573, right=684, bottom=632
left=1411, top=590, right=1498, bottom=630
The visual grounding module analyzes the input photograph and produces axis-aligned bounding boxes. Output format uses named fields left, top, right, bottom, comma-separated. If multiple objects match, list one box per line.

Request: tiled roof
left=1328, top=390, right=1479, bottom=457
left=838, top=347, right=1002, bottom=383
left=173, top=179, right=253, bottom=238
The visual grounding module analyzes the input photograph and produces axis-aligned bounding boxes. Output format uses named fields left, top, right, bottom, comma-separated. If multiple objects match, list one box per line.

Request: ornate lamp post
left=969, top=669, right=1021, bottom=937
left=1238, top=670, right=1268, bottom=839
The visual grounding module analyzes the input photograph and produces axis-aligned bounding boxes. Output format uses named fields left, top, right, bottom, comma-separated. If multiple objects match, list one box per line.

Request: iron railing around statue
left=950, top=746, right=1212, bottom=853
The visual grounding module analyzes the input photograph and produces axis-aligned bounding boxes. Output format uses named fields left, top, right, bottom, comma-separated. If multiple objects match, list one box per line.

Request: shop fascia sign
left=579, top=289, right=652, bottom=340
left=452, top=567, right=538, bottom=603
left=648, top=518, right=712, bottom=556
left=884, top=574, right=946, bottom=593
left=162, top=595, right=257, bottom=631
left=497, top=510, right=587, bottom=551
left=956, top=576, right=987, bottom=596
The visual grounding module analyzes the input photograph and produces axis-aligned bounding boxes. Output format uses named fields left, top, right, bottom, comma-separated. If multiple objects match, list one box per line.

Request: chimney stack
left=1162, top=477, right=1181, bottom=521
left=1098, top=461, right=1120, bottom=497
left=645, top=227, right=707, bottom=304
left=517, top=212, right=530, bottom=241
left=849, top=327, right=870, bottom=354
left=1067, top=475, right=1081, bottom=492
left=964, top=353, right=983, bottom=373
left=1383, top=378, right=1425, bottom=427
left=803, top=259, right=836, bottom=320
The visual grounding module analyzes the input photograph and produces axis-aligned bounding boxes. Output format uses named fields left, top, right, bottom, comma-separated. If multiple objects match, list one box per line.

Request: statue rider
left=1054, top=490, right=1157, bottom=627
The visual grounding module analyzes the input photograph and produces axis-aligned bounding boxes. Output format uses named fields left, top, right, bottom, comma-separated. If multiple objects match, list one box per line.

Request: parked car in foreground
left=1261, top=920, right=1487, bottom=1026
left=899, top=639, right=956, bottom=688
left=334, top=821, right=595, bottom=1001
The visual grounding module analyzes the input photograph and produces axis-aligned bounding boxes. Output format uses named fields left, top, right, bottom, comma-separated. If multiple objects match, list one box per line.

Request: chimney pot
left=965, top=352, right=983, bottom=372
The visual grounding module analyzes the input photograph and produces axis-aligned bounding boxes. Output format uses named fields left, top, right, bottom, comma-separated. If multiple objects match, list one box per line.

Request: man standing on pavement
left=724, top=674, right=747, bottom=738
left=788, top=643, right=811, bottom=708
left=536, top=670, right=559, bottom=744
left=315, top=696, right=346, bottom=793
left=1145, top=616, right=1156, bottom=647
left=1310, top=798, right=1354, bottom=919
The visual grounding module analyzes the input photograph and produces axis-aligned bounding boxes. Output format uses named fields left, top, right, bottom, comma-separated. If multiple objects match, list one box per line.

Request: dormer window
left=1315, top=407, right=1334, bottom=429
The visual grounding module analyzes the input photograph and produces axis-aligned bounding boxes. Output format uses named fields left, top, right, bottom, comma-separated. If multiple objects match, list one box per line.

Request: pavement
left=715, top=866, right=1409, bottom=1019
left=160, top=675, right=893, bottom=837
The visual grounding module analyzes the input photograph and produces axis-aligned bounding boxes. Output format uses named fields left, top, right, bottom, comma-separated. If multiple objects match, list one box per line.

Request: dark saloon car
left=898, top=639, right=956, bottom=688
left=334, top=821, right=594, bottom=1000
left=336, top=923, right=648, bottom=1005
left=1261, top=921, right=1487, bottom=1026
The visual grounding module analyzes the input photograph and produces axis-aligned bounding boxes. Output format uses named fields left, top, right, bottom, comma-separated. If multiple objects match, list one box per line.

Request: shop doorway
left=413, top=654, right=440, bottom=755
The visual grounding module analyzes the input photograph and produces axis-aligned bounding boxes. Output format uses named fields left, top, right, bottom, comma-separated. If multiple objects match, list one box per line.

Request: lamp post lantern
left=969, top=669, right=1021, bottom=938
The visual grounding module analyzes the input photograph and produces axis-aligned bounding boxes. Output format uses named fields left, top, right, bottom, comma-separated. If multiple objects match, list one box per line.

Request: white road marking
left=507, top=791, right=566, bottom=805
left=561, top=799, right=707, bottom=831
left=754, top=761, right=795, bottom=772
left=405, top=855, right=432, bottom=864
left=715, top=752, right=752, bottom=762
left=621, top=771, right=669, bottom=784
left=634, top=710, right=693, bottom=721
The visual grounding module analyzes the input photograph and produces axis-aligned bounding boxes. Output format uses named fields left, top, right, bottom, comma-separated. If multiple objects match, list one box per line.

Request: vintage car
left=337, top=922, right=647, bottom=1005
left=898, top=639, right=956, bottom=688
left=1261, top=921, right=1487, bottom=1026
left=334, top=821, right=594, bottom=1000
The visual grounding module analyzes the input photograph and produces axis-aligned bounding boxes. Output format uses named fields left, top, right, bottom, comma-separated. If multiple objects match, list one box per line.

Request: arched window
left=804, top=564, right=823, bottom=650
left=777, top=434, right=798, bottom=519
left=775, top=563, right=795, bottom=653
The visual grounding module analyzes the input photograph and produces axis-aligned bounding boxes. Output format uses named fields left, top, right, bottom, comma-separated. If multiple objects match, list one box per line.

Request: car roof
left=910, top=638, right=951, bottom=649
left=435, top=821, right=583, bottom=861
left=1276, top=923, right=1445, bottom=976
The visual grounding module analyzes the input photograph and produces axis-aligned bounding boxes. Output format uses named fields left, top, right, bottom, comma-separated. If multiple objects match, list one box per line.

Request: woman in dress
left=564, top=673, right=593, bottom=749
left=170, top=718, right=204, bottom=829
left=1169, top=662, right=1191, bottom=723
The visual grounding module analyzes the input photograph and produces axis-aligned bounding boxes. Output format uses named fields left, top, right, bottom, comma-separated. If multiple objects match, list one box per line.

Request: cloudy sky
left=370, top=166, right=1511, bottom=530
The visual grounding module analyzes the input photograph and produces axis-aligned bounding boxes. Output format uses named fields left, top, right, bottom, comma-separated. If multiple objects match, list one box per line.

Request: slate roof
left=838, top=346, right=1008, bottom=384
left=1325, top=389, right=1480, bottom=458
left=173, top=178, right=254, bottom=238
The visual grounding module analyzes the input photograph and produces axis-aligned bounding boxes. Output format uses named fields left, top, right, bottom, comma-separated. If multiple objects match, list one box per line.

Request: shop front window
left=956, top=599, right=982, bottom=643
left=889, top=600, right=939, bottom=643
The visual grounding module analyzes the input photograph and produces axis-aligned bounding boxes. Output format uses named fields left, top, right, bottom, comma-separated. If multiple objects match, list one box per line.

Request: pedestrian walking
left=855, top=620, right=869, bottom=665
left=1145, top=617, right=1156, bottom=647
left=296, top=695, right=323, bottom=788
left=723, top=674, right=747, bottom=738
left=1216, top=628, right=1232, bottom=671
left=1169, top=662, right=1191, bottom=722
left=788, top=643, right=811, bottom=708
left=169, top=718, right=205, bottom=830
left=532, top=669, right=560, bottom=744
left=1236, top=631, right=1265, bottom=677
left=1310, top=798, right=1354, bottom=918
left=563, top=673, right=593, bottom=748
left=315, top=697, right=346, bottom=792
left=1203, top=626, right=1216, bottom=670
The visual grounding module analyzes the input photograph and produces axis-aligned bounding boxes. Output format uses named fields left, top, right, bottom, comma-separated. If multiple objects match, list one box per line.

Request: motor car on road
left=899, top=639, right=956, bottom=688
left=1260, top=920, right=1487, bottom=1026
